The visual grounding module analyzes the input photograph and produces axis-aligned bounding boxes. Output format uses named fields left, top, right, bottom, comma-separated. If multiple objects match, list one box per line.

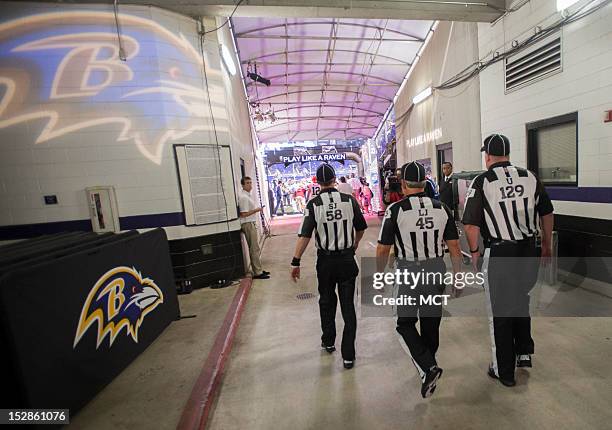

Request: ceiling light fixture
left=556, top=0, right=579, bottom=11
left=412, top=86, right=432, bottom=105
left=220, top=43, right=236, bottom=75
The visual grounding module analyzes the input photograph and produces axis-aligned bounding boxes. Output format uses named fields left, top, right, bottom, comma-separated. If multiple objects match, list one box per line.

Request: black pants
left=395, top=259, right=446, bottom=381
left=274, top=195, right=284, bottom=215
left=316, top=251, right=359, bottom=360
left=484, top=240, right=540, bottom=380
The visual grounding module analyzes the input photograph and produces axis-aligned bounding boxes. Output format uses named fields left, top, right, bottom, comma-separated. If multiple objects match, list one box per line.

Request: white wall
left=478, top=0, right=612, bottom=217
left=394, top=21, right=483, bottom=175
left=0, top=2, right=260, bottom=238
left=217, top=19, right=271, bottom=233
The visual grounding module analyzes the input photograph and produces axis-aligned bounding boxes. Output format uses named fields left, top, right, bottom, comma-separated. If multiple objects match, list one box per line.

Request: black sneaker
left=262, top=270, right=271, bottom=276
left=343, top=359, right=354, bottom=369
left=487, top=366, right=516, bottom=387
left=516, top=354, right=532, bottom=368
left=321, top=343, right=336, bottom=354
left=253, top=273, right=270, bottom=279
left=421, top=366, right=443, bottom=398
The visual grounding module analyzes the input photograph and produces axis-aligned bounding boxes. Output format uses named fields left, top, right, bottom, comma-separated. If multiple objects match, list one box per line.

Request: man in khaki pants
left=239, top=177, right=270, bottom=280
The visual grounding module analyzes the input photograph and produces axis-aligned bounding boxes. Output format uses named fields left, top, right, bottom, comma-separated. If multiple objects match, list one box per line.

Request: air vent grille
left=505, top=33, right=562, bottom=93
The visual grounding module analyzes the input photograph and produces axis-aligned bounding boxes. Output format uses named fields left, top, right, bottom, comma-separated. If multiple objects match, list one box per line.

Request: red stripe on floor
left=177, top=277, right=253, bottom=430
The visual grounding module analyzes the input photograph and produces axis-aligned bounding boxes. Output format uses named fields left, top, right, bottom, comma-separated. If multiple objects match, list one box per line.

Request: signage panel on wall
left=279, top=153, right=347, bottom=164
left=407, top=128, right=443, bottom=148
left=265, top=146, right=359, bottom=166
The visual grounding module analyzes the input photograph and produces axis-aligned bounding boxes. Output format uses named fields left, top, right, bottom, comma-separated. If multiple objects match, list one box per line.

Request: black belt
left=317, top=248, right=355, bottom=256
left=396, top=256, right=444, bottom=268
left=486, top=236, right=537, bottom=247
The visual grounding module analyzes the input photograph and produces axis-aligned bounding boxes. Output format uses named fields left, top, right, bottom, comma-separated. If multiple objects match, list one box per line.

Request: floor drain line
left=296, top=292, right=316, bottom=300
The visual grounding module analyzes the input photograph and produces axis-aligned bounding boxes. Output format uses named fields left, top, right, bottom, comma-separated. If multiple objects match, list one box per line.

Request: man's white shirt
left=348, top=177, right=362, bottom=193
left=337, top=182, right=354, bottom=195
left=238, top=189, right=258, bottom=224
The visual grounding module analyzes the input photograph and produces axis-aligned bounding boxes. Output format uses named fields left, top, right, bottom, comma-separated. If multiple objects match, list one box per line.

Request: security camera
left=247, top=72, right=271, bottom=87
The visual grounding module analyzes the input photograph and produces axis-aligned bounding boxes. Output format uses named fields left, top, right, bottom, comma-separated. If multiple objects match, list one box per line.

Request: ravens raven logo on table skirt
left=74, top=266, right=164, bottom=349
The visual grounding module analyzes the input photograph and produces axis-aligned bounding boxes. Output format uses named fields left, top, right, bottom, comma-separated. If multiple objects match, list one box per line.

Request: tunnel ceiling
left=39, top=1, right=507, bottom=22
left=232, top=18, right=434, bottom=143
left=35, top=1, right=507, bottom=144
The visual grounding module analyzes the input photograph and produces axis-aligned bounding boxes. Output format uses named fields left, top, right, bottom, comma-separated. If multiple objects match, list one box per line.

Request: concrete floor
left=208, top=215, right=612, bottom=430
left=67, top=215, right=612, bottom=429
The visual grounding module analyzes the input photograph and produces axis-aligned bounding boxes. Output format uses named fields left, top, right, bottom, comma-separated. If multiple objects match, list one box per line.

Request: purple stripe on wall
left=546, top=187, right=612, bottom=204
left=0, top=212, right=186, bottom=240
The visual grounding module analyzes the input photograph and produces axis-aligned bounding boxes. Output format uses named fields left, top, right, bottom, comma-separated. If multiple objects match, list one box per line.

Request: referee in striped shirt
left=376, top=161, right=462, bottom=398
left=463, top=134, right=554, bottom=387
left=290, top=163, right=368, bottom=369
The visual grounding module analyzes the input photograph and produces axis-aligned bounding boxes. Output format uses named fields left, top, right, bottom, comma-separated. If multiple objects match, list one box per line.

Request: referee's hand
left=290, top=266, right=300, bottom=282
left=471, top=252, right=480, bottom=270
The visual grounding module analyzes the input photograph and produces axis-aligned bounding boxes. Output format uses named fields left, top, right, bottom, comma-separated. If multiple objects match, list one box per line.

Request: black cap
left=400, top=161, right=426, bottom=182
left=481, top=134, right=510, bottom=156
left=316, top=163, right=336, bottom=183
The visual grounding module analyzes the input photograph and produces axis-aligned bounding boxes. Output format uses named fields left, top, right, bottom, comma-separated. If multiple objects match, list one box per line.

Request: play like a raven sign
left=279, top=153, right=347, bottom=164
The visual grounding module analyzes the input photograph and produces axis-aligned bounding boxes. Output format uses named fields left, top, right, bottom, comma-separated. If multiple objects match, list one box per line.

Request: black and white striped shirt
left=298, top=189, right=368, bottom=251
left=378, top=193, right=459, bottom=262
left=462, top=161, right=554, bottom=242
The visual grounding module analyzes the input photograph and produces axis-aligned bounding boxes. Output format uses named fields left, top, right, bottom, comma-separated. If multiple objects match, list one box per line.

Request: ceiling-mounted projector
left=247, top=72, right=271, bottom=87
